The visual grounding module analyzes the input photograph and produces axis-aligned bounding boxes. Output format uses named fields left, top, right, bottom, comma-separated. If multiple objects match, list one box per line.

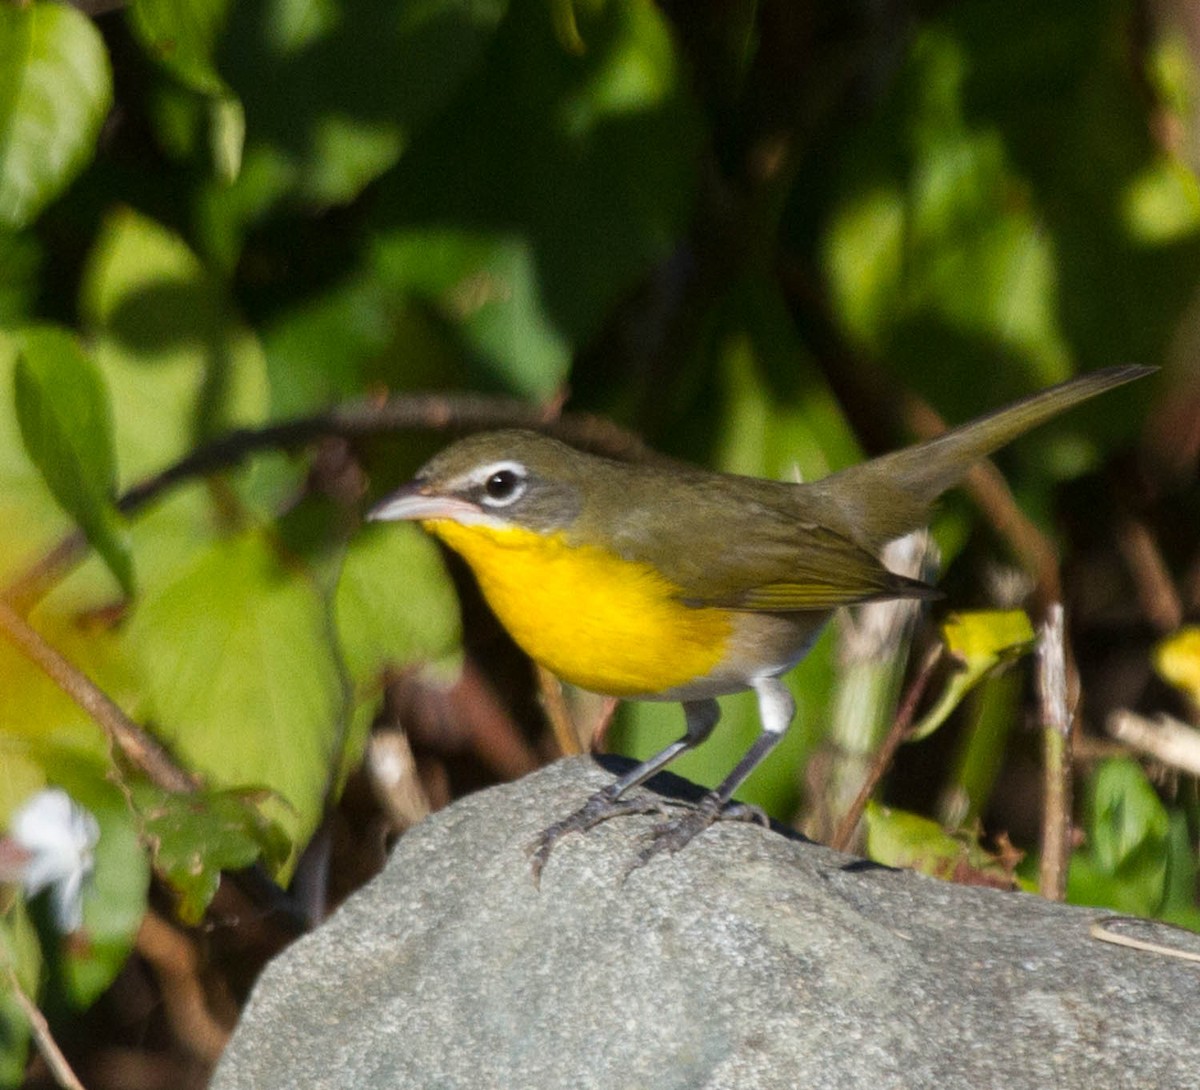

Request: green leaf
left=864, top=802, right=1028, bottom=890
left=335, top=524, right=461, bottom=689
left=372, top=0, right=700, bottom=360
left=822, top=28, right=1071, bottom=400
left=209, top=94, right=245, bottom=183
left=212, top=0, right=509, bottom=210
left=1088, top=758, right=1170, bottom=879
left=0, top=2, right=112, bottom=228
left=0, top=326, right=79, bottom=587
left=13, top=327, right=133, bottom=596
left=909, top=610, right=1035, bottom=741
left=128, top=0, right=232, bottom=97
left=1068, top=758, right=1170, bottom=918
left=372, top=230, right=572, bottom=399
left=80, top=207, right=269, bottom=483
left=127, top=0, right=246, bottom=184
left=1160, top=811, right=1200, bottom=932
left=125, top=531, right=345, bottom=875
left=134, top=784, right=289, bottom=925
left=333, top=524, right=462, bottom=788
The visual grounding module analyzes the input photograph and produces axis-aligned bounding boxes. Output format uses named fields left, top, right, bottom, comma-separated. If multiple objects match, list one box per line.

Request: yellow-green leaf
left=125, top=531, right=344, bottom=876
left=1154, top=626, right=1200, bottom=705
left=909, top=610, right=1035, bottom=741
left=13, top=327, right=133, bottom=596
left=864, top=802, right=1028, bottom=890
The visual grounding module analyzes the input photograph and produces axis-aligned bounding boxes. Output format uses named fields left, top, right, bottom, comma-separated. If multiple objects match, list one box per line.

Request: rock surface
left=213, top=757, right=1200, bottom=1090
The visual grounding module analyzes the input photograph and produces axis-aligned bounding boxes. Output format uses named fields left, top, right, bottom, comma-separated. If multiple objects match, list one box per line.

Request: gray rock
left=213, top=757, right=1200, bottom=1090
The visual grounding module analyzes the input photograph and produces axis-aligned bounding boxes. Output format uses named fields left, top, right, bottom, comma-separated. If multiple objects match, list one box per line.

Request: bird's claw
left=531, top=788, right=770, bottom=882
left=632, top=793, right=769, bottom=869
left=530, top=789, right=677, bottom=882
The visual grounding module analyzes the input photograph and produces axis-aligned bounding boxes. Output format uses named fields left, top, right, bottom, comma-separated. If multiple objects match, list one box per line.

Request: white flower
left=8, top=788, right=100, bottom=932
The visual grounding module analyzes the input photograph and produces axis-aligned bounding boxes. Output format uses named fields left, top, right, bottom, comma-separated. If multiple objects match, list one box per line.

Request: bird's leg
left=530, top=699, right=720, bottom=881
left=637, top=676, right=795, bottom=866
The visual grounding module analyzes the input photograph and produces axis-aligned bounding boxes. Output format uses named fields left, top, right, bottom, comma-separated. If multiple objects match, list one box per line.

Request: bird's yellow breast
left=423, top=519, right=733, bottom=698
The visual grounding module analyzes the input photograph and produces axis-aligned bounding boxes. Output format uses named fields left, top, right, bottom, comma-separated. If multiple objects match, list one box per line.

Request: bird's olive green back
left=411, top=365, right=1152, bottom=614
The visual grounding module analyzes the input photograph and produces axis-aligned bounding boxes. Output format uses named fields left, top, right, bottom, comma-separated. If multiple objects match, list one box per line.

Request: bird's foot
left=530, top=787, right=679, bottom=883
left=634, top=794, right=769, bottom=870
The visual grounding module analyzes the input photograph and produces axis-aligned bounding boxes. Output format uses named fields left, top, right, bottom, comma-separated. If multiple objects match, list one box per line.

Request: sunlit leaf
left=864, top=802, right=1027, bottom=890
left=0, top=747, right=44, bottom=828
left=125, top=531, right=345, bottom=874
left=213, top=0, right=509, bottom=209
left=209, top=94, right=244, bottom=183
left=0, top=2, right=112, bottom=228
left=334, top=525, right=462, bottom=678
left=1088, top=758, right=1170, bottom=878
left=909, top=610, right=1034, bottom=741
left=1153, top=625, right=1200, bottom=706
left=333, top=523, right=463, bottom=790
left=1160, top=812, right=1200, bottom=933
left=0, top=564, right=128, bottom=775
left=372, top=230, right=572, bottom=399
left=80, top=207, right=269, bottom=482
left=0, top=330, right=82, bottom=584
left=13, top=327, right=133, bottom=596
left=373, top=0, right=700, bottom=367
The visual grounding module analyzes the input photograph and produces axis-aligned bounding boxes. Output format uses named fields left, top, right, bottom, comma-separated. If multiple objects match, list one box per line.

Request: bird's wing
left=683, top=522, right=936, bottom=612
left=593, top=473, right=936, bottom=613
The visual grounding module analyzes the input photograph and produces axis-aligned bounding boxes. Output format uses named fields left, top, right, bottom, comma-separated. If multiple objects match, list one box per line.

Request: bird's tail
left=808, top=365, right=1154, bottom=551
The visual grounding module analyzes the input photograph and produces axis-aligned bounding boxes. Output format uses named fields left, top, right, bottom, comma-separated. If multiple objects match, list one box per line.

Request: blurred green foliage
left=1, top=0, right=1199, bottom=1075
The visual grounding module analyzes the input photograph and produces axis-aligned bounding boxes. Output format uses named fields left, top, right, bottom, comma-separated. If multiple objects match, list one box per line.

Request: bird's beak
left=367, top=481, right=478, bottom=523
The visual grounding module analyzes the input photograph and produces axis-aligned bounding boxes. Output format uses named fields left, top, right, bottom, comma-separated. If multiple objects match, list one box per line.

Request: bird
left=368, top=365, right=1153, bottom=875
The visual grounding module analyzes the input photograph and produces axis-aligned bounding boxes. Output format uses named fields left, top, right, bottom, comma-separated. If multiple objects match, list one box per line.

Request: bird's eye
left=482, top=467, right=525, bottom=504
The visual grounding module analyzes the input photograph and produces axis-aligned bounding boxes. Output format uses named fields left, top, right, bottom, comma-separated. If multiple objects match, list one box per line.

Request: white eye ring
left=476, top=460, right=527, bottom=507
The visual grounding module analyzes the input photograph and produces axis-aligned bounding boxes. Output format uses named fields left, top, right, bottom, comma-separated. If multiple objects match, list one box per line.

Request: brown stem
left=536, top=665, right=583, bottom=757
left=0, top=598, right=195, bottom=794
left=1114, top=514, right=1183, bottom=633
left=829, top=642, right=944, bottom=853
left=1037, top=604, right=1073, bottom=901
left=136, top=913, right=231, bottom=1062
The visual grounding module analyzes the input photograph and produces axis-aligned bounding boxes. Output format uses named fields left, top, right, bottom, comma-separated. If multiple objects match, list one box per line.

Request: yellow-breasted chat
left=368, top=365, right=1152, bottom=873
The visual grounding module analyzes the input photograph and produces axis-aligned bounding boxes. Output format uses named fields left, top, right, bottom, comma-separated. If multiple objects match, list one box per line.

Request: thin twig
left=0, top=598, right=195, bottom=794
left=366, top=728, right=433, bottom=831
left=588, top=696, right=622, bottom=752
left=1107, top=710, right=1200, bottom=776
left=6, top=966, right=88, bottom=1090
left=1090, top=917, right=1200, bottom=964
left=536, top=665, right=582, bottom=756
left=1114, top=515, right=1183, bottom=633
left=2, top=393, right=651, bottom=613
left=1037, top=604, right=1073, bottom=902
left=829, top=642, right=945, bottom=853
